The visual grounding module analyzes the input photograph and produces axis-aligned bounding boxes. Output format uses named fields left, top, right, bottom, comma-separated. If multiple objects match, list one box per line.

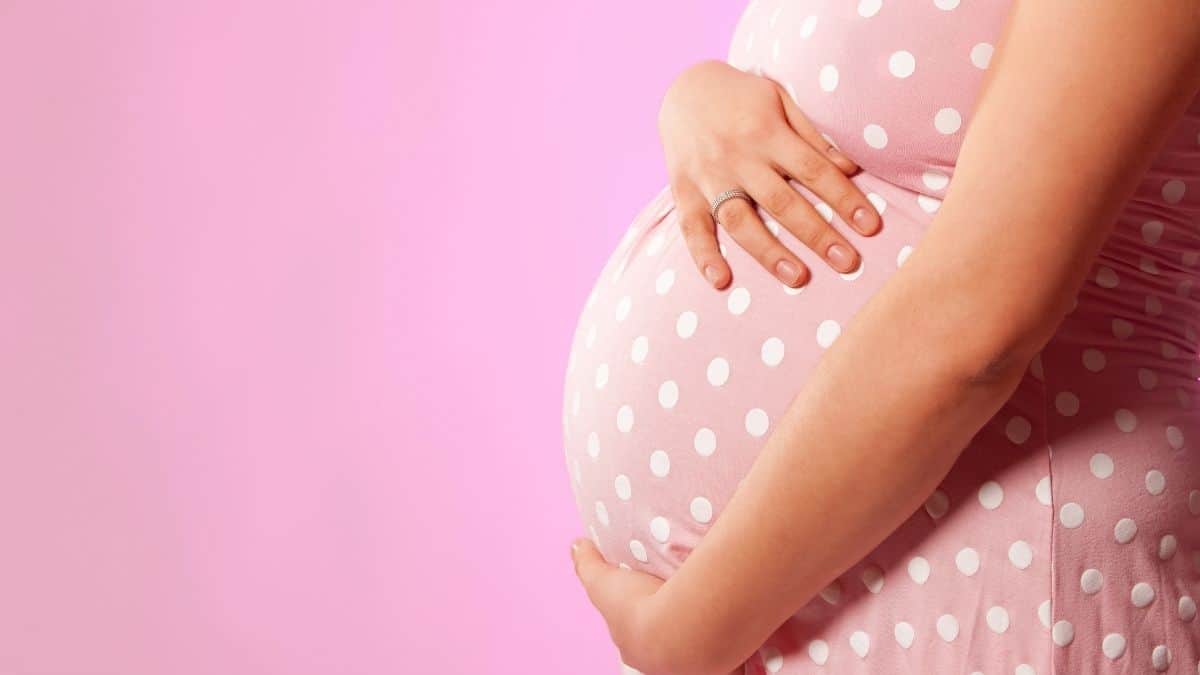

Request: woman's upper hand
left=657, top=59, right=882, bottom=289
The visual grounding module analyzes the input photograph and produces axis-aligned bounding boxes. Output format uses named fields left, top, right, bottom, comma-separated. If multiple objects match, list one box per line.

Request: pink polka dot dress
left=560, top=1, right=1200, bottom=673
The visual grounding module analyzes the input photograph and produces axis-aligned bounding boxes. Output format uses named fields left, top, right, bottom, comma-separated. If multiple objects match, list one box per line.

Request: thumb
left=571, top=537, right=609, bottom=589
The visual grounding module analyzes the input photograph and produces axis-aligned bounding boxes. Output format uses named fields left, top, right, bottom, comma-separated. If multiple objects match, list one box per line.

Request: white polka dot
left=849, top=630, right=870, bottom=658
left=979, top=481, right=1004, bottom=509
left=1162, top=179, right=1186, bottom=204
left=936, top=614, right=959, bottom=642
left=760, top=646, right=782, bottom=673
left=1036, top=476, right=1052, bottom=505
left=1146, top=470, right=1166, bottom=495
left=1143, top=219, right=1165, bottom=244
left=1115, top=408, right=1138, bottom=432
left=922, top=170, right=949, bottom=191
left=862, top=565, right=885, bottom=594
left=728, top=287, right=751, bottom=315
left=1096, top=266, right=1119, bottom=288
left=868, top=192, right=888, bottom=214
left=888, top=50, right=916, bottom=78
left=1189, top=490, right=1200, bottom=515
left=615, top=295, right=632, bottom=322
left=1152, top=644, right=1172, bottom=671
left=1131, top=581, right=1155, bottom=607
left=1029, top=352, right=1044, bottom=380
left=1056, top=391, right=1080, bottom=416
left=814, top=201, right=834, bottom=222
left=745, top=408, right=770, bottom=437
left=816, top=319, right=841, bottom=348
left=1060, top=502, right=1085, bottom=528
left=1115, top=518, right=1138, bottom=544
left=925, top=489, right=950, bottom=519
left=595, top=500, right=610, bottom=526
left=1184, top=250, right=1199, bottom=266
left=594, top=363, right=610, bottom=389
left=706, top=357, right=730, bottom=386
left=819, top=64, right=839, bottom=92
left=676, top=311, right=698, bottom=338
left=694, top=427, right=717, bottom=456
left=908, top=556, right=931, bottom=584
left=864, top=123, right=889, bottom=148
left=1102, top=633, right=1126, bottom=659
left=1159, top=533, right=1177, bottom=559
left=1090, top=453, right=1114, bottom=478
left=1139, top=368, right=1159, bottom=390
left=855, top=0, right=885, bottom=16
left=616, top=405, right=634, bottom=432
left=658, top=380, right=679, bottom=409
left=1015, top=666, right=1035, bottom=675
left=649, top=516, right=670, bottom=543
left=934, top=0, right=960, bottom=9
left=1009, top=540, right=1033, bottom=569
left=1053, top=620, right=1075, bottom=646
left=802, top=639, right=828, bottom=666
left=1112, top=318, right=1134, bottom=339
left=655, top=269, right=676, bottom=295
left=649, top=450, right=670, bottom=477
left=1147, top=295, right=1163, bottom=315
left=1082, top=348, right=1107, bottom=372
left=615, top=474, right=632, bottom=501
left=955, top=547, right=980, bottom=576
left=799, top=15, right=818, bottom=38
left=1167, top=425, right=1185, bottom=449
left=986, top=606, right=1009, bottom=633
left=916, top=194, right=942, bottom=213
left=897, top=245, right=913, bottom=266
left=761, top=337, right=785, bottom=366
left=970, top=42, right=994, bottom=69
left=820, top=581, right=842, bottom=604
left=894, top=621, right=915, bottom=649
left=1081, top=568, right=1103, bottom=594
left=1179, top=596, right=1196, bottom=621
left=630, top=336, right=649, bottom=364
left=587, top=432, right=601, bottom=458
left=1006, top=416, right=1032, bottom=444
left=690, top=496, right=713, bottom=524
left=629, top=539, right=648, bottom=562
left=1038, top=599, right=1051, bottom=628
left=934, top=108, right=962, bottom=134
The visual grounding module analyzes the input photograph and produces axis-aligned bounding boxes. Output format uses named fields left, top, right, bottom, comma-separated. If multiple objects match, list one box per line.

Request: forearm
left=643, top=254, right=1034, bottom=675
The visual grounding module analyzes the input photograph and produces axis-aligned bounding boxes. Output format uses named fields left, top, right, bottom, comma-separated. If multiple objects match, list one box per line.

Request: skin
left=570, top=1, right=1200, bottom=674
left=658, top=60, right=884, bottom=288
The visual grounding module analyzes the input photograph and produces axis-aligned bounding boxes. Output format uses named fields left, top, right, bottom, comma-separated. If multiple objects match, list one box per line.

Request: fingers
left=672, top=179, right=732, bottom=289
left=745, top=165, right=862, bottom=274
left=769, top=131, right=882, bottom=237
left=703, top=177, right=812, bottom=288
left=773, top=80, right=859, bottom=175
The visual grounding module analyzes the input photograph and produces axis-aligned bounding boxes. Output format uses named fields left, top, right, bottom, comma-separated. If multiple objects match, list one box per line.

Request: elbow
left=957, top=312, right=1059, bottom=388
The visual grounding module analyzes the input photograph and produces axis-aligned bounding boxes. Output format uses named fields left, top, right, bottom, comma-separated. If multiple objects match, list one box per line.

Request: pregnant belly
left=561, top=173, right=937, bottom=579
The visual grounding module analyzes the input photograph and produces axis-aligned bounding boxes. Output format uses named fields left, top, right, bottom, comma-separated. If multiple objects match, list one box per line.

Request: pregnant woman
left=563, top=2, right=1200, bottom=673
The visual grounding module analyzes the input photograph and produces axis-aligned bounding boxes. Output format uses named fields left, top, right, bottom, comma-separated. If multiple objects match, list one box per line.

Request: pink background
left=0, top=1, right=742, bottom=673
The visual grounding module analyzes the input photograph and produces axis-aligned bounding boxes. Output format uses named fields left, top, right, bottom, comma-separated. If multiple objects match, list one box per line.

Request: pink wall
left=0, top=1, right=741, bottom=673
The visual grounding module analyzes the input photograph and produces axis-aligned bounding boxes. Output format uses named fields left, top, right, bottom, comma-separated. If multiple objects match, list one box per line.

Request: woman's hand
left=570, top=538, right=667, bottom=674
left=657, top=59, right=882, bottom=289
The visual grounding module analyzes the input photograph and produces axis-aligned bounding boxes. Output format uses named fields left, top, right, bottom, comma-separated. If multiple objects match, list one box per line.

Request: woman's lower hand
left=657, top=59, right=882, bottom=289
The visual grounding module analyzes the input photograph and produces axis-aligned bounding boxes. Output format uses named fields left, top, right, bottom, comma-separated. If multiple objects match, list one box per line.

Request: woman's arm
left=643, top=2, right=1200, bottom=674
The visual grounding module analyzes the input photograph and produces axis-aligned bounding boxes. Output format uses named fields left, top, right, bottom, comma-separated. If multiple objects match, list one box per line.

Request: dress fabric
left=560, top=1, right=1200, bottom=673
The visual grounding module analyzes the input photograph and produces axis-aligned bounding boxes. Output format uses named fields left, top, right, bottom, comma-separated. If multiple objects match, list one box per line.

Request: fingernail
left=775, top=259, right=800, bottom=284
left=852, top=207, right=876, bottom=233
left=704, top=265, right=722, bottom=285
left=827, top=244, right=856, bottom=271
